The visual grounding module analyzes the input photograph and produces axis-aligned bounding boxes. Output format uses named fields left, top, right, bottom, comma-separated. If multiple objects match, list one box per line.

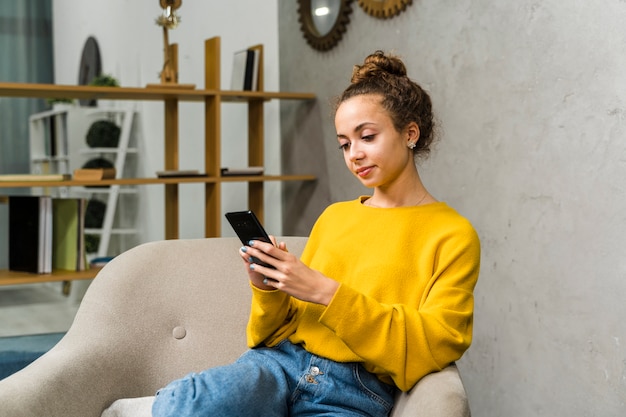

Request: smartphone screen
left=225, top=210, right=275, bottom=268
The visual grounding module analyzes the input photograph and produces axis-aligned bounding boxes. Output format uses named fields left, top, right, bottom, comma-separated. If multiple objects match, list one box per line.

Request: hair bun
left=350, top=50, right=407, bottom=84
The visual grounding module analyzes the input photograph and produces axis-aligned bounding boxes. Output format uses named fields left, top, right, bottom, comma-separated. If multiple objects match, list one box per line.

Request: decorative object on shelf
left=155, top=0, right=182, bottom=84
left=89, top=74, right=120, bottom=87
left=357, top=0, right=412, bottom=19
left=78, top=36, right=102, bottom=106
left=82, top=158, right=114, bottom=170
left=86, top=120, right=121, bottom=148
left=73, top=168, right=116, bottom=181
left=85, top=234, right=100, bottom=254
left=82, top=158, right=114, bottom=188
left=85, top=199, right=107, bottom=228
left=45, top=97, right=75, bottom=108
left=90, top=256, right=114, bottom=268
left=297, top=0, right=353, bottom=51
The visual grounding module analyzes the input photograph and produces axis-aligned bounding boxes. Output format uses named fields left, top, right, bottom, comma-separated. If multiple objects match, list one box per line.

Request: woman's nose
left=349, top=143, right=364, bottom=161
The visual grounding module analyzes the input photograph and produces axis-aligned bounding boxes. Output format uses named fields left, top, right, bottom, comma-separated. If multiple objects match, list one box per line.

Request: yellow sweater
left=247, top=197, right=481, bottom=391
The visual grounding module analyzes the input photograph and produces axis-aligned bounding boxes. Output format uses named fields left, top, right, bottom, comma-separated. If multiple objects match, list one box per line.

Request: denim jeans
left=152, top=340, right=397, bottom=417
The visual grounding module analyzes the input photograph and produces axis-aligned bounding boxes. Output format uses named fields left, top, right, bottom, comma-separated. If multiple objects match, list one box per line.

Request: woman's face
left=335, top=94, right=417, bottom=190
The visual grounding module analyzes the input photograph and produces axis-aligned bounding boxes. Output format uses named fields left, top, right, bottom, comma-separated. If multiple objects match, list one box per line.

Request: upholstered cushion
left=101, top=397, right=153, bottom=417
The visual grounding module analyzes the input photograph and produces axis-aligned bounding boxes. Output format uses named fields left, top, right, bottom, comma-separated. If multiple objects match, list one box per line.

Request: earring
left=408, top=142, right=416, bottom=149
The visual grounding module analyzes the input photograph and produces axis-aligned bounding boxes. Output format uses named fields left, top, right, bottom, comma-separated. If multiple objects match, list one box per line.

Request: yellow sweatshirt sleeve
left=246, top=284, right=296, bottom=348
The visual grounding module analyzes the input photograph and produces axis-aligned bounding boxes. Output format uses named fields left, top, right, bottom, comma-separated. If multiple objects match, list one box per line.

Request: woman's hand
left=238, top=239, right=339, bottom=305
left=238, top=236, right=282, bottom=291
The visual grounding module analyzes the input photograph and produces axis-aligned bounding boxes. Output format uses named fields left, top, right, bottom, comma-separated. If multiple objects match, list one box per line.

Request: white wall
left=52, top=0, right=283, bottom=242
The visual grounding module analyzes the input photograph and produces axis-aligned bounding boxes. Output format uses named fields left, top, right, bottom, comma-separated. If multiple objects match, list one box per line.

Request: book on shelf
left=247, top=49, right=260, bottom=91
left=231, top=48, right=259, bottom=91
left=52, top=198, right=87, bottom=271
left=220, top=166, right=264, bottom=176
left=73, top=168, right=116, bottom=181
left=9, top=195, right=53, bottom=274
left=0, top=173, right=71, bottom=182
left=156, top=169, right=206, bottom=178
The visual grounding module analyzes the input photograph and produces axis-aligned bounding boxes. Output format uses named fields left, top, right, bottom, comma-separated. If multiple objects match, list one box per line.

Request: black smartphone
left=225, top=210, right=276, bottom=268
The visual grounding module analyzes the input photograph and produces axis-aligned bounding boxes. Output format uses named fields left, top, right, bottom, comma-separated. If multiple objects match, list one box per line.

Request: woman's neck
left=366, top=170, right=436, bottom=208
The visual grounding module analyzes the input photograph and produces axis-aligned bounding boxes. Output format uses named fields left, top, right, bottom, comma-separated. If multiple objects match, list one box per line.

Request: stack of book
left=8, top=196, right=87, bottom=273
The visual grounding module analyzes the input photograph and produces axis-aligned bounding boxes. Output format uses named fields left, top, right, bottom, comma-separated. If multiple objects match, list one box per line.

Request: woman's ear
left=406, top=122, right=420, bottom=147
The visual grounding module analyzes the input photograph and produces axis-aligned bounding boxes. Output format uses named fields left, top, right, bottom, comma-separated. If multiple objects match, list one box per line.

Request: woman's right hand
left=238, top=236, right=286, bottom=290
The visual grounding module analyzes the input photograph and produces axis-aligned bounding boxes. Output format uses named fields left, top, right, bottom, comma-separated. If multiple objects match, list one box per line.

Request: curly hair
left=335, top=51, right=436, bottom=157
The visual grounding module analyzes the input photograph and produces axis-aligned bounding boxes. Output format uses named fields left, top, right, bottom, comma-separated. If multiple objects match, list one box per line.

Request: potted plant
left=89, top=74, right=120, bottom=87
left=85, top=73, right=120, bottom=107
left=45, top=97, right=75, bottom=110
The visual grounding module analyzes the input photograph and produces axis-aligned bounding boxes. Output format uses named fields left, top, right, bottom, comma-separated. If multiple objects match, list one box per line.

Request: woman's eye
left=338, top=142, right=350, bottom=150
left=362, top=134, right=375, bottom=141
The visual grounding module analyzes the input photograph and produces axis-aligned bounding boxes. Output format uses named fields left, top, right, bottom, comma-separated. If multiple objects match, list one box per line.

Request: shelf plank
left=0, top=268, right=101, bottom=286
left=0, top=82, right=315, bottom=102
left=0, top=174, right=316, bottom=188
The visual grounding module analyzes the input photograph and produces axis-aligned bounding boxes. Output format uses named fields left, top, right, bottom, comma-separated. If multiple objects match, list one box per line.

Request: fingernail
left=241, top=246, right=247, bottom=253
left=248, top=240, right=255, bottom=246
left=250, top=264, right=255, bottom=270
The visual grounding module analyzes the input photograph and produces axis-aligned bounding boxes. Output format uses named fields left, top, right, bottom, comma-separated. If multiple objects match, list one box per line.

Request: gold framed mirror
left=297, top=0, right=353, bottom=51
left=357, top=0, right=412, bottom=19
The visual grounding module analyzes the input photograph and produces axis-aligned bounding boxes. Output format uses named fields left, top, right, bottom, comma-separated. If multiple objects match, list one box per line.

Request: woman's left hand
left=243, top=240, right=339, bottom=306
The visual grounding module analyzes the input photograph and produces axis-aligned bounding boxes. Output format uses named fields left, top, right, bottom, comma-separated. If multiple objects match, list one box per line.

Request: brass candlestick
left=156, top=0, right=181, bottom=85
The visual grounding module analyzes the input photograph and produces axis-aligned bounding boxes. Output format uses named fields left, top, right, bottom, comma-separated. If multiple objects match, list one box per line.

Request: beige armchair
left=0, top=237, right=470, bottom=417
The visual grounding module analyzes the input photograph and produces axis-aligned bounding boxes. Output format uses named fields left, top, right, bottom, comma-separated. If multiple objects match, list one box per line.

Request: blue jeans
left=152, top=340, right=397, bottom=416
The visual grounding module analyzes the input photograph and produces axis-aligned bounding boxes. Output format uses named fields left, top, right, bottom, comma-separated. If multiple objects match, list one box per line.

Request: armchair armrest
left=391, top=364, right=471, bottom=417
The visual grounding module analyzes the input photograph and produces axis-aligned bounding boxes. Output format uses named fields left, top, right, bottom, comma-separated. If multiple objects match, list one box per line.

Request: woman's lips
left=356, top=166, right=374, bottom=178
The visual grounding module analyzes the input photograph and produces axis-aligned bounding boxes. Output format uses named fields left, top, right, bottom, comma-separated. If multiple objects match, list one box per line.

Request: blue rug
left=0, top=332, right=65, bottom=380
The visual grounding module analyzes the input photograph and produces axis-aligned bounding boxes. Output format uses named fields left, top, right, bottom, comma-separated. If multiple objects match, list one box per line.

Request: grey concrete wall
left=279, top=0, right=626, bottom=415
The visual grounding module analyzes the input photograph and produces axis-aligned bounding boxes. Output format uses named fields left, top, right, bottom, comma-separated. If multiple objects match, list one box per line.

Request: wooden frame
left=357, top=0, right=413, bottom=19
left=297, top=0, right=353, bottom=51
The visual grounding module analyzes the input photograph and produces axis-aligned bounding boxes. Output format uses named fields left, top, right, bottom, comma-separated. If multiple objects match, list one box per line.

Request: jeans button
left=310, top=366, right=320, bottom=376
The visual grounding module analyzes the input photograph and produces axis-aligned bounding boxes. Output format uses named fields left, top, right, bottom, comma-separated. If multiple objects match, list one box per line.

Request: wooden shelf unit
left=0, top=36, right=316, bottom=284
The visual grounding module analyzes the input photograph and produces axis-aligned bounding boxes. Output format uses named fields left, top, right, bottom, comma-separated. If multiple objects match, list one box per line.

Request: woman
left=153, top=50, right=480, bottom=417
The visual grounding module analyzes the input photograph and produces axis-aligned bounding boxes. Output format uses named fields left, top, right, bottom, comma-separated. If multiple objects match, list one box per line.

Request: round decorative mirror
left=298, top=0, right=353, bottom=51
left=357, top=0, right=412, bottom=19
